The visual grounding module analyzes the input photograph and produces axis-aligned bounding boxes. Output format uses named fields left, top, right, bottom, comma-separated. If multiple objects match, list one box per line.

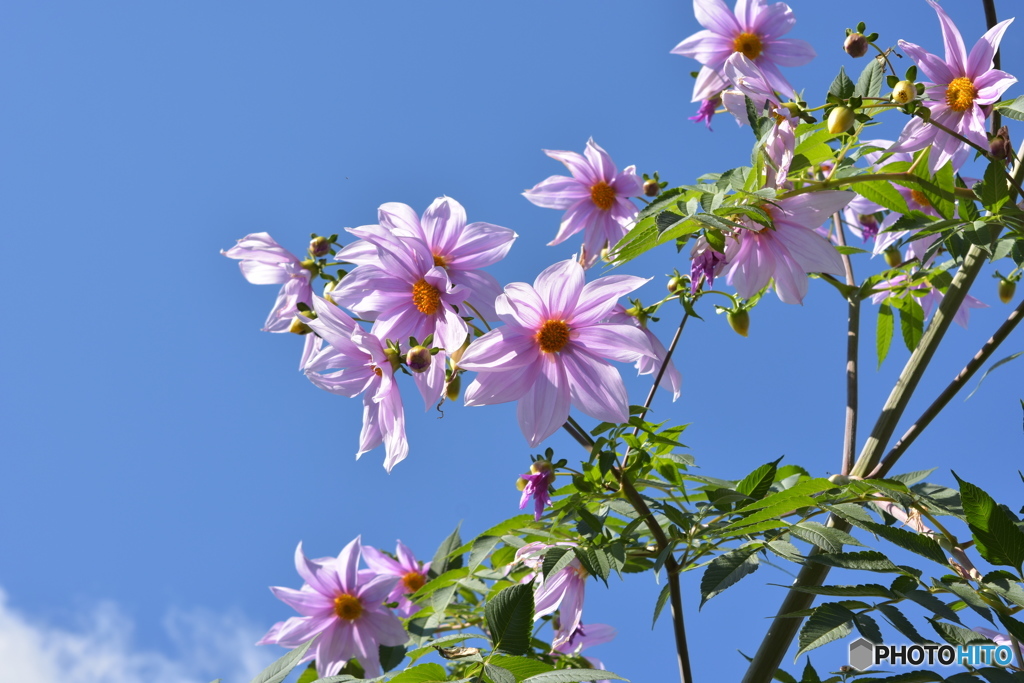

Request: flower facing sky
left=258, top=539, right=407, bottom=679
left=361, top=541, right=429, bottom=618
left=458, top=260, right=654, bottom=447
left=523, top=139, right=644, bottom=269
left=888, top=0, right=1015, bottom=174
left=672, top=0, right=815, bottom=103
left=222, top=232, right=312, bottom=333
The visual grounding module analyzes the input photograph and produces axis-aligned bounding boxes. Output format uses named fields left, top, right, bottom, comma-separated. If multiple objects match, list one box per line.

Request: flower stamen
left=412, top=279, right=442, bottom=315
left=432, top=254, right=447, bottom=268
left=589, top=182, right=616, bottom=211
left=732, top=32, right=763, bottom=60
left=909, top=190, right=931, bottom=207
left=945, top=76, right=978, bottom=112
left=333, top=594, right=363, bottom=621
left=401, top=571, right=426, bottom=593
left=536, top=320, right=571, bottom=353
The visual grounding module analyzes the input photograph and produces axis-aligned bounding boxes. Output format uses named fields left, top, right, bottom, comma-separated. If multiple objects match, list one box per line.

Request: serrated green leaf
left=828, top=67, right=855, bottom=100
left=855, top=180, right=911, bottom=215
left=700, top=546, right=760, bottom=606
left=806, top=551, right=904, bottom=573
left=736, top=460, right=780, bottom=502
left=855, top=58, right=884, bottom=99
left=387, top=663, right=450, bottom=683
left=930, top=619, right=989, bottom=646
left=381, top=644, right=407, bottom=673
left=982, top=571, right=1024, bottom=608
left=790, top=521, right=865, bottom=554
left=429, top=523, right=463, bottom=578
left=784, top=583, right=895, bottom=598
left=840, top=516, right=948, bottom=567
left=967, top=351, right=1023, bottom=399
left=937, top=579, right=993, bottom=623
left=996, top=95, right=1024, bottom=121
left=975, top=158, right=1011, bottom=212
left=542, top=547, right=575, bottom=579
left=652, top=583, right=671, bottom=628
left=488, top=655, right=555, bottom=680
left=486, top=664, right=517, bottom=683
left=249, top=637, right=316, bottom=683
left=877, top=303, right=894, bottom=368
left=854, top=612, right=885, bottom=644
left=485, top=583, right=535, bottom=656
left=797, top=603, right=855, bottom=657
left=897, top=299, right=924, bottom=352
left=522, top=670, right=625, bottom=683
left=737, top=479, right=836, bottom=512
left=900, top=589, right=962, bottom=623
left=954, top=474, right=1024, bottom=573
left=469, top=536, right=503, bottom=573
left=296, top=664, right=318, bottom=683
left=878, top=604, right=932, bottom=644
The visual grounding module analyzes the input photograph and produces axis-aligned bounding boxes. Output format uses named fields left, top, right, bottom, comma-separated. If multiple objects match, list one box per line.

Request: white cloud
left=0, top=587, right=276, bottom=683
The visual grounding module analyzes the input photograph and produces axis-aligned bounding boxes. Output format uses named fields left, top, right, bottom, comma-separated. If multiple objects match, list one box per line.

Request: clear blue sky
left=1, top=1, right=1021, bottom=681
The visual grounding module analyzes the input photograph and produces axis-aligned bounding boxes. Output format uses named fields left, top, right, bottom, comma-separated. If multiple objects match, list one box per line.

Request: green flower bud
left=892, top=80, right=916, bottom=105
left=309, top=235, right=331, bottom=258
left=405, top=346, right=432, bottom=372
left=727, top=309, right=749, bottom=337
left=667, top=276, right=683, bottom=294
left=643, top=179, right=660, bottom=197
left=884, top=247, right=902, bottom=268
left=516, top=476, right=528, bottom=492
left=827, top=106, right=856, bottom=134
left=445, top=373, right=462, bottom=401
left=844, top=32, right=868, bottom=58
left=383, top=347, right=401, bottom=373
left=827, top=473, right=850, bottom=485
left=288, top=316, right=312, bottom=335
left=530, top=460, right=553, bottom=475
left=998, top=278, right=1016, bottom=304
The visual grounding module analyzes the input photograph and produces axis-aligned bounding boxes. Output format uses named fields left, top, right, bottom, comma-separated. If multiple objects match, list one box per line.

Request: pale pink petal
left=548, top=200, right=596, bottom=246
left=270, top=586, right=334, bottom=617
left=974, top=69, right=1018, bottom=104
left=928, top=0, right=967, bottom=75
left=773, top=224, right=844, bottom=275
left=422, top=196, right=467, bottom=256
left=295, top=542, right=343, bottom=597
left=459, top=327, right=541, bottom=371
left=535, top=260, right=585, bottom=319
left=571, top=324, right=656, bottom=363
left=377, top=202, right=424, bottom=241
left=543, top=149, right=598, bottom=184
left=561, top=349, right=629, bottom=424
left=412, top=349, right=446, bottom=410
left=451, top=269, right=502, bottom=321
left=361, top=545, right=404, bottom=575
left=966, top=18, right=1014, bottom=79
left=692, top=66, right=730, bottom=102
left=464, top=363, right=541, bottom=406
left=446, top=222, right=518, bottom=269
left=336, top=537, right=361, bottom=593
left=524, top=175, right=591, bottom=210
left=497, top=284, right=548, bottom=330
left=694, top=0, right=741, bottom=36
left=751, top=1, right=796, bottom=40
left=583, top=139, right=617, bottom=182
left=761, top=38, right=815, bottom=67
left=357, top=574, right=401, bottom=605
left=671, top=31, right=735, bottom=66
left=897, top=39, right=955, bottom=87
left=517, top=358, right=571, bottom=447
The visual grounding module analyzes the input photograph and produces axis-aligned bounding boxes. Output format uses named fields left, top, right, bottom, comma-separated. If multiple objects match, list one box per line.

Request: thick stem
left=983, top=0, right=1002, bottom=133
left=872, top=295, right=1024, bottom=478
left=832, top=214, right=860, bottom=475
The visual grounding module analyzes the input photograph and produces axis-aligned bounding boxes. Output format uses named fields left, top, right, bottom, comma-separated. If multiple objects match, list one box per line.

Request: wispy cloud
left=0, top=587, right=275, bottom=683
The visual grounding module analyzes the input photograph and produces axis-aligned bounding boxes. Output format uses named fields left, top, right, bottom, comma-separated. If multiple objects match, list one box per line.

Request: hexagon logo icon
left=849, top=637, right=875, bottom=671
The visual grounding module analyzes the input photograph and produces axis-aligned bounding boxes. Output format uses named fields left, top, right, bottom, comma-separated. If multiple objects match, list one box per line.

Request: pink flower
left=722, top=192, right=852, bottom=304
left=523, top=139, right=644, bottom=269
left=689, top=96, right=721, bottom=130
left=870, top=272, right=988, bottom=329
left=303, top=296, right=409, bottom=471
left=889, top=0, right=1015, bottom=174
left=257, top=539, right=408, bottom=679
left=553, top=621, right=616, bottom=680
left=222, top=233, right=312, bottom=333
left=519, top=462, right=556, bottom=521
left=458, top=260, right=655, bottom=447
left=606, top=305, right=682, bottom=401
left=361, top=541, right=429, bottom=618
left=671, top=0, right=815, bottom=102
left=515, top=542, right=588, bottom=650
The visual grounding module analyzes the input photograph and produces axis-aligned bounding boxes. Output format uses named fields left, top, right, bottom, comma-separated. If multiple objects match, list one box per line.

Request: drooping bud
left=844, top=32, right=868, bottom=58
left=405, top=346, right=432, bottom=373
left=998, top=278, right=1016, bottom=304
left=530, top=460, right=553, bottom=475
left=990, top=126, right=1012, bottom=163
left=827, top=106, right=856, bottom=134
left=884, top=247, right=902, bottom=268
left=667, top=276, right=683, bottom=294
left=892, top=80, right=916, bottom=105
left=309, top=235, right=331, bottom=257
left=383, top=347, right=401, bottom=373
left=727, top=309, right=750, bottom=337
left=445, top=373, right=462, bottom=401
left=643, top=179, right=660, bottom=197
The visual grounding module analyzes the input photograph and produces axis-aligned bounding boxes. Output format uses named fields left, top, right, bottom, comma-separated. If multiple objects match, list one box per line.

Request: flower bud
left=844, top=32, right=869, bottom=58
left=884, top=247, right=902, bottom=268
left=516, top=477, right=528, bottom=492
left=309, top=236, right=330, bottom=257
left=643, top=179, right=660, bottom=197
left=445, top=373, right=462, bottom=401
left=530, top=460, right=553, bottom=475
left=998, top=278, right=1016, bottom=304
left=405, top=346, right=432, bottom=373
left=384, top=347, right=401, bottom=373
left=780, top=101, right=801, bottom=117
left=667, top=276, right=683, bottom=294
left=288, top=316, right=312, bottom=335
left=990, top=125, right=1012, bottom=163
left=827, top=473, right=850, bottom=485
left=727, top=309, right=749, bottom=337
left=892, top=80, right=916, bottom=105
left=827, top=106, right=855, bottom=134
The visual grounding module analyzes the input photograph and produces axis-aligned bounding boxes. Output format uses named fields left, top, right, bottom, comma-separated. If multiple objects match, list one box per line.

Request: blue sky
left=1, top=1, right=1022, bottom=681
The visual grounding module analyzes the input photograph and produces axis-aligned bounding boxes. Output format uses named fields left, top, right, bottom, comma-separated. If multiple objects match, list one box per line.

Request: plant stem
left=871, top=295, right=1024, bottom=478
left=634, top=310, right=691, bottom=429
left=832, top=213, right=860, bottom=475
left=983, top=0, right=1002, bottom=133
left=922, top=116, right=1024, bottom=197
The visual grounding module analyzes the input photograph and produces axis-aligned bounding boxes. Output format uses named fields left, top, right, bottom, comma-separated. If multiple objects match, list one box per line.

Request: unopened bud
left=405, top=346, right=432, bottom=373
left=383, top=347, right=401, bottom=373
left=827, top=473, right=850, bottom=485
left=998, top=278, right=1016, bottom=304
left=727, top=309, right=749, bottom=337
left=827, top=106, right=856, bottom=134
left=288, top=316, right=312, bottom=335
left=892, top=80, right=916, bottom=105
left=643, top=179, right=660, bottom=197
left=780, top=102, right=801, bottom=117
left=990, top=126, right=1012, bottom=163
left=301, top=258, right=317, bottom=271
left=884, top=247, right=902, bottom=268
left=516, top=477, right=528, bottom=492
left=667, top=276, right=683, bottom=294
left=445, top=373, right=462, bottom=401
left=309, top=236, right=330, bottom=257
left=844, top=32, right=869, bottom=58
left=530, top=460, right=553, bottom=475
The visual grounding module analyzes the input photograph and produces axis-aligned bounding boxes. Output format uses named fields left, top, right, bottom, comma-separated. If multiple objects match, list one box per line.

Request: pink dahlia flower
left=671, top=0, right=815, bottom=102
left=458, top=260, right=654, bottom=447
left=889, top=0, right=1015, bottom=174
left=222, top=232, right=313, bottom=333
left=722, top=192, right=852, bottom=305
left=606, top=305, right=682, bottom=401
left=519, top=462, right=556, bottom=521
left=523, top=139, right=644, bottom=269
left=870, top=272, right=988, bottom=329
left=303, top=296, right=408, bottom=471
left=258, top=539, right=408, bottom=679
left=554, top=621, right=616, bottom=681
left=361, top=541, right=429, bottom=618
left=515, top=542, right=588, bottom=650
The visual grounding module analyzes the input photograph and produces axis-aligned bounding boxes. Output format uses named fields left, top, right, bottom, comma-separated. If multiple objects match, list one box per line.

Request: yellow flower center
left=536, top=320, right=571, bottom=353
left=432, top=253, right=447, bottom=268
left=333, top=594, right=363, bottom=621
left=909, top=189, right=930, bottom=207
left=401, top=571, right=426, bottom=593
left=732, top=32, right=763, bottom=60
left=945, top=76, right=978, bottom=112
left=589, top=181, right=616, bottom=211
left=412, top=278, right=442, bottom=315
left=372, top=365, right=383, bottom=378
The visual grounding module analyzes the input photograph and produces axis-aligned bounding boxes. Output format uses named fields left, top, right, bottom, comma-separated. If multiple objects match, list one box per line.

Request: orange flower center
left=372, top=365, right=383, bottom=378
left=333, top=594, right=363, bottom=621
left=589, top=181, right=616, bottom=211
left=909, top=189, right=930, bottom=207
left=401, top=571, right=426, bottom=593
left=432, top=253, right=447, bottom=268
left=536, top=320, right=571, bottom=353
left=412, top=279, right=441, bottom=315
left=732, top=32, right=763, bottom=60
left=945, top=76, right=978, bottom=112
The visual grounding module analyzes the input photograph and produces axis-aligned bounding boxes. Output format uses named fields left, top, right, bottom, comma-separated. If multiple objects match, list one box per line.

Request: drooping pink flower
left=671, top=0, right=815, bottom=102
left=257, top=539, right=408, bottom=679
left=303, top=296, right=409, bottom=471
left=514, top=542, right=588, bottom=651
left=361, top=541, right=429, bottom=618
left=523, top=139, right=644, bottom=269
left=222, top=232, right=313, bottom=333
left=459, top=260, right=655, bottom=447
left=519, top=462, right=556, bottom=521
left=690, top=235, right=727, bottom=294
left=722, top=192, right=852, bottom=304
left=553, top=621, right=616, bottom=680
left=889, top=0, right=1015, bottom=174
left=689, top=96, right=721, bottom=130
left=869, top=272, right=988, bottom=329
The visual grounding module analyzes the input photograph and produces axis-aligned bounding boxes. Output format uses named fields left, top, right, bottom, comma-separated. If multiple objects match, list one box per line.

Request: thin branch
left=922, top=116, right=1024, bottom=197
left=871, top=295, right=1024, bottom=478
left=634, top=310, right=691, bottom=430
left=832, top=213, right=860, bottom=475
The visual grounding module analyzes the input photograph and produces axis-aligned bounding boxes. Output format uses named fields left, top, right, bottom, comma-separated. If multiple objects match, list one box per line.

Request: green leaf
left=249, top=637, right=317, bottom=683
left=296, top=664, right=318, bottom=683
left=982, top=571, right=1024, bottom=608
left=486, top=664, right=518, bottom=683
left=790, top=521, right=865, bottom=554
left=996, top=613, right=1024, bottom=645
left=954, top=473, right=1024, bottom=572
left=855, top=180, right=911, bottom=215
left=487, top=655, right=555, bottom=680
left=469, top=536, right=504, bottom=573
left=828, top=67, right=855, bottom=100
left=937, top=579, right=993, bottom=622
left=429, top=523, right=463, bottom=578
left=737, top=478, right=836, bottom=512
left=387, top=663, right=450, bottom=683
left=855, top=59, right=884, bottom=99
left=796, top=603, right=855, bottom=657
left=521, top=670, right=625, bottom=683
left=700, top=545, right=760, bottom=606
left=793, top=128, right=836, bottom=166
left=736, top=459, right=780, bottom=503
left=900, top=589, right=962, bottom=623
left=897, top=299, right=924, bottom=353
left=876, top=303, right=894, bottom=368
left=974, top=159, right=1011, bottom=212
left=806, top=551, right=905, bottom=573
left=783, top=583, right=895, bottom=599
left=381, top=644, right=407, bottom=673
left=542, top=546, right=575, bottom=579
left=854, top=612, right=885, bottom=644
left=967, top=351, right=1023, bottom=399
left=930, top=619, right=989, bottom=647
left=652, top=583, right=671, bottom=628
left=878, top=604, right=931, bottom=644
left=834, top=515, right=948, bottom=567
left=996, top=94, right=1024, bottom=121
left=485, top=583, right=535, bottom=656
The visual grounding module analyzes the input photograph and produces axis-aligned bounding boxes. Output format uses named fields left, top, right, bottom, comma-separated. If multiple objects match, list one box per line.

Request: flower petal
left=561, top=349, right=629, bottom=424
left=535, top=260, right=584, bottom=320
left=516, top=357, right=571, bottom=447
